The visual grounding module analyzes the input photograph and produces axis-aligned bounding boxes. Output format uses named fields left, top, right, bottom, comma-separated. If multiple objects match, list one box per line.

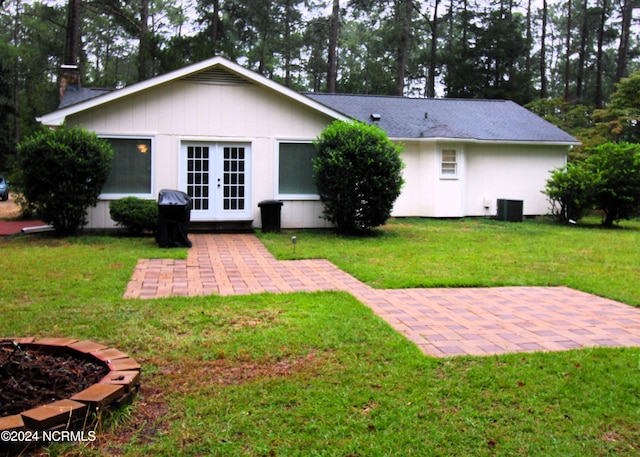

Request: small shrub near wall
left=109, top=197, right=158, bottom=236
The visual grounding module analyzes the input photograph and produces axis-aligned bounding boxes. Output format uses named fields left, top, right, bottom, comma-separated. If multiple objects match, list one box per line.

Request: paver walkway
left=125, top=233, right=640, bottom=357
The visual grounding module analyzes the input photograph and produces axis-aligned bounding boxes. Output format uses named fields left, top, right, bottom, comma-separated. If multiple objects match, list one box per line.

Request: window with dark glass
left=278, top=142, right=317, bottom=195
left=101, top=138, right=152, bottom=194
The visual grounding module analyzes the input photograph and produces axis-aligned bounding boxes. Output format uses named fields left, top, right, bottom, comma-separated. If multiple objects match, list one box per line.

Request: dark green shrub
left=544, top=142, right=640, bottom=226
left=543, top=162, right=594, bottom=223
left=17, top=126, right=113, bottom=236
left=586, top=142, right=640, bottom=226
left=313, top=120, right=404, bottom=235
left=109, top=197, right=158, bottom=236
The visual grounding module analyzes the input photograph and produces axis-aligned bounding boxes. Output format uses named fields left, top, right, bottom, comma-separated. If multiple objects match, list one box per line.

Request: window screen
left=101, top=138, right=152, bottom=194
left=278, top=142, right=317, bottom=195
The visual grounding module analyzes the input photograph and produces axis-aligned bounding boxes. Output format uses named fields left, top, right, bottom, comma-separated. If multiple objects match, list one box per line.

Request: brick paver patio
left=124, top=233, right=640, bottom=357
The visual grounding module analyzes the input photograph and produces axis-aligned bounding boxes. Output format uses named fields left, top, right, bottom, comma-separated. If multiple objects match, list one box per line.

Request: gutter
left=391, top=137, right=581, bottom=147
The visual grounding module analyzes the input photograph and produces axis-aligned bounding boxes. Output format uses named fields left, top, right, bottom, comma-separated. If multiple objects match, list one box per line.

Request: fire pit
left=0, top=337, right=140, bottom=451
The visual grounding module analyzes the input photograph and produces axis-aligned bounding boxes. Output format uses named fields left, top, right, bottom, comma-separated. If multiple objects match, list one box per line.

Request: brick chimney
left=59, top=64, right=80, bottom=102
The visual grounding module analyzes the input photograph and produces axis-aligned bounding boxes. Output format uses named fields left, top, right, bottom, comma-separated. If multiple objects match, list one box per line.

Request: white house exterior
left=38, top=57, right=579, bottom=230
left=384, top=140, right=570, bottom=218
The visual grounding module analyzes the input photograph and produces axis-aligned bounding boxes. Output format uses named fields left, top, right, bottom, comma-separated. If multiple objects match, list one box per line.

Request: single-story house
left=37, top=56, right=579, bottom=230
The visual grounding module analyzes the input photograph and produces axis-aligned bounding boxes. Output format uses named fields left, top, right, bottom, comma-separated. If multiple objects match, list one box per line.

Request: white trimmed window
left=101, top=137, right=153, bottom=196
left=277, top=141, right=318, bottom=198
left=441, top=148, right=458, bottom=178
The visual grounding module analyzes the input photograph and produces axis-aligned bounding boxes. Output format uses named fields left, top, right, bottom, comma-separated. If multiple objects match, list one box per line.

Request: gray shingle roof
left=58, top=85, right=112, bottom=109
left=306, top=93, right=578, bottom=144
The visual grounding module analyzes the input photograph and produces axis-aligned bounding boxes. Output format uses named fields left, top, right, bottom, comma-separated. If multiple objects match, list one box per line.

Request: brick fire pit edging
left=0, top=337, right=141, bottom=442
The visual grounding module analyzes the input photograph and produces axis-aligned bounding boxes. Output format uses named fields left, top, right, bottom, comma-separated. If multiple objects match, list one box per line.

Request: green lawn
left=1, top=218, right=639, bottom=456
left=260, top=217, right=640, bottom=306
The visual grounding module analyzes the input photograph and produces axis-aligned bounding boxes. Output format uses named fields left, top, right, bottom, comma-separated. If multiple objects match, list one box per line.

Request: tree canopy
left=1, top=0, right=639, bottom=160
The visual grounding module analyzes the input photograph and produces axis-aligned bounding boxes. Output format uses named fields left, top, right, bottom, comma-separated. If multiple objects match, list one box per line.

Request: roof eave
left=391, top=136, right=580, bottom=146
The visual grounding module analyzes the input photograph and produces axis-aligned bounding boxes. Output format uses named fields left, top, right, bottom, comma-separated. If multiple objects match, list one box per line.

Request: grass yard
left=260, top=217, right=640, bottom=307
left=0, top=217, right=639, bottom=456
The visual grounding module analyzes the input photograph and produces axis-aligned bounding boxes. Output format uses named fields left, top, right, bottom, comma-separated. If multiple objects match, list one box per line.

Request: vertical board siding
left=69, top=79, right=334, bottom=229
left=464, top=144, right=566, bottom=217
left=280, top=201, right=332, bottom=229
left=392, top=141, right=437, bottom=217
left=67, top=77, right=569, bottom=229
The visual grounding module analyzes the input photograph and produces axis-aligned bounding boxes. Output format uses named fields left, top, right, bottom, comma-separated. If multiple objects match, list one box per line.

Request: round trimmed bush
left=313, top=120, right=404, bottom=235
left=17, top=126, right=113, bottom=236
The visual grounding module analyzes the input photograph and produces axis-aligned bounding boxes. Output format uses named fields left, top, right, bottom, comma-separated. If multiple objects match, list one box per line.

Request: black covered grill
left=156, top=189, right=192, bottom=248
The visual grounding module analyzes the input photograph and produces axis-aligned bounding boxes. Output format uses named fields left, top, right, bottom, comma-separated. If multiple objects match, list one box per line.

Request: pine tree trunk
left=138, top=0, right=150, bottom=81
left=576, top=0, right=589, bottom=102
left=540, top=0, right=547, bottom=98
left=564, top=0, right=572, bottom=102
left=212, top=0, right=220, bottom=53
left=65, top=0, right=81, bottom=65
left=284, top=0, right=292, bottom=87
left=13, top=0, right=20, bottom=145
left=396, top=0, right=413, bottom=96
left=327, top=0, right=339, bottom=93
left=616, top=0, right=633, bottom=81
left=525, top=0, right=532, bottom=75
left=427, top=0, right=439, bottom=97
left=595, top=0, right=609, bottom=108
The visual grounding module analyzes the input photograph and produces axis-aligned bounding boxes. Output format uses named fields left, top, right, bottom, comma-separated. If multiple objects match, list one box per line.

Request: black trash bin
left=258, top=200, right=283, bottom=233
left=156, top=189, right=193, bottom=248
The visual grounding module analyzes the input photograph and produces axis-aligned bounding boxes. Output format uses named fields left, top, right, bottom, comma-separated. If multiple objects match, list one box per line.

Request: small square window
left=441, top=149, right=457, bottom=177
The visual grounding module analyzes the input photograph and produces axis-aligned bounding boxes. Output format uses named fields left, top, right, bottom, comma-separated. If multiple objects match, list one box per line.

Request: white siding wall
left=392, top=141, right=567, bottom=218
left=464, top=144, right=567, bottom=216
left=66, top=79, right=570, bottom=229
left=393, top=141, right=467, bottom=218
left=280, top=201, right=332, bottom=229
left=67, top=80, right=334, bottom=229
left=431, top=143, right=466, bottom=217
left=392, top=141, right=437, bottom=217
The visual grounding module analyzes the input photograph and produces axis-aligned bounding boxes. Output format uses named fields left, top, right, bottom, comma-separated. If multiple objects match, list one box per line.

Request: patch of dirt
left=91, top=385, right=171, bottom=454
left=0, top=341, right=110, bottom=418
left=155, top=351, right=323, bottom=395
left=77, top=353, right=317, bottom=454
left=0, top=196, right=21, bottom=219
left=221, top=309, right=285, bottom=329
left=10, top=384, right=170, bottom=457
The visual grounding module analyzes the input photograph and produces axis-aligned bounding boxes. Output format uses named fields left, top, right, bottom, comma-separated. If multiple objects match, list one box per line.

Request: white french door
left=181, top=143, right=252, bottom=220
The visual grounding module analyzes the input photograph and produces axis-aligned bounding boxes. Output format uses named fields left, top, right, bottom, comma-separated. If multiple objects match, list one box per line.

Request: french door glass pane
left=223, top=147, right=246, bottom=211
left=187, top=146, right=209, bottom=210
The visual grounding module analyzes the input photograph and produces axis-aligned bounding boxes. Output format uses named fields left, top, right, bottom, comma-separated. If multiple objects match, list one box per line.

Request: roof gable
left=181, top=66, right=253, bottom=85
left=38, top=56, right=348, bottom=126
